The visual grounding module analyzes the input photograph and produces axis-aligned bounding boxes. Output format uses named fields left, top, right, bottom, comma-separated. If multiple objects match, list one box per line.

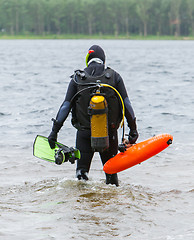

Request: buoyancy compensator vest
left=71, top=67, right=123, bottom=152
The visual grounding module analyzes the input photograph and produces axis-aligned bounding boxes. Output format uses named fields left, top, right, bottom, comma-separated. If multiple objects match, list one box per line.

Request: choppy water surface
left=0, top=40, right=194, bottom=240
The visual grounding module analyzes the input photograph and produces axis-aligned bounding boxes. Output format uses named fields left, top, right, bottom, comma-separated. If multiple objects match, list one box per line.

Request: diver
left=48, top=45, right=138, bottom=186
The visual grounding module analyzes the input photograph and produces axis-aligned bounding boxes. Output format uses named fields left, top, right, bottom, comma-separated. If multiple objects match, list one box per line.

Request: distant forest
left=0, top=0, right=194, bottom=37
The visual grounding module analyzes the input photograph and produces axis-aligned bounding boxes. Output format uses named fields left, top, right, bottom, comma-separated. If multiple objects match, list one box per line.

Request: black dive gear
left=71, top=68, right=122, bottom=131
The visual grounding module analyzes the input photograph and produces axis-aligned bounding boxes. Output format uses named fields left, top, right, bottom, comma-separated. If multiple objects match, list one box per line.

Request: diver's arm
left=48, top=79, right=77, bottom=148
left=55, top=79, right=77, bottom=124
left=115, top=73, right=136, bottom=129
left=123, top=97, right=136, bottom=130
left=115, top=72, right=138, bottom=143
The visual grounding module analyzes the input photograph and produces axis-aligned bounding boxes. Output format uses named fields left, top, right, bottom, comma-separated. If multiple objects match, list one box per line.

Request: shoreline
left=0, top=34, right=194, bottom=40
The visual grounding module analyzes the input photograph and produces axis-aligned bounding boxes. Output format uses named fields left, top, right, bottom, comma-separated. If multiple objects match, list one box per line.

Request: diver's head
left=86, top=45, right=105, bottom=67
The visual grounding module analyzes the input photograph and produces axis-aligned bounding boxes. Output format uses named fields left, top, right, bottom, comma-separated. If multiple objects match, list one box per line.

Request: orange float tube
left=103, top=133, right=173, bottom=174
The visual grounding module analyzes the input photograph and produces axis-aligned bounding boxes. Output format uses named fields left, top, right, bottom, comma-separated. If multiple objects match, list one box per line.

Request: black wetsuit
left=55, top=62, right=136, bottom=186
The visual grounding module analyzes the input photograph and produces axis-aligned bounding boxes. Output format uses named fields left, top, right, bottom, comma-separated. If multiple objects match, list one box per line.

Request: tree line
left=0, top=0, right=194, bottom=37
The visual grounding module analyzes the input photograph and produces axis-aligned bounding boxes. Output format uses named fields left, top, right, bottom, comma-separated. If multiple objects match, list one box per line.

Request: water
left=0, top=39, right=194, bottom=240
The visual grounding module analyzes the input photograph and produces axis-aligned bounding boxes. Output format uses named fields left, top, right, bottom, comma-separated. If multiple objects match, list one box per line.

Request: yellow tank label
left=91, top=114, right=108, bottom=137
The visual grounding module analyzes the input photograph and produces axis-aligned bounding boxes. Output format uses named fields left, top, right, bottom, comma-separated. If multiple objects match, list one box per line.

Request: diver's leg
left=105, top=173, right=119, bottom=187
left=76, top=130, right=94, bottom=180
left=100, top=130, right=119, bottom=186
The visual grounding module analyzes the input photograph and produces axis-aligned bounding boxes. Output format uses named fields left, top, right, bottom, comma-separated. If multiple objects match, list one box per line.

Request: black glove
left=128, top=129, right=139, bottom=144
left=48, top=131, right=57, bottom=149
left=48, top=119, right=63, bottom=149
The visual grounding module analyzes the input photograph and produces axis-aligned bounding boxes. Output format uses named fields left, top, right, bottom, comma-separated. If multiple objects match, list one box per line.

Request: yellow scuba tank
left=88, top=93, right=109, bottom=152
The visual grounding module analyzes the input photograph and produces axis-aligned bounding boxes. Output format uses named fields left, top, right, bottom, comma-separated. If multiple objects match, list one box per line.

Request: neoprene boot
left=76, top=169, right=89, bottom=181
left=105, top=173, right=119, bottom=187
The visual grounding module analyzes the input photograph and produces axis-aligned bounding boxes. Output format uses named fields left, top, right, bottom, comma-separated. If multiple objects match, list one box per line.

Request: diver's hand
left=48, top=119, right=63, bottom=149
left=128, top=129, right=138, bottom=144
left=48, top=131, right=57, bottom=149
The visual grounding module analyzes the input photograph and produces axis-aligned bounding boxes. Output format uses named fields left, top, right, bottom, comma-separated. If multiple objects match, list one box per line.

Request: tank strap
left=88, top=107, right=108, bottom=115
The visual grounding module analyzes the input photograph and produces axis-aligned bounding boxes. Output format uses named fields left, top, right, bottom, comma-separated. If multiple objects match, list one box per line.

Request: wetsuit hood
left=86, top=45, right=105, bottom=67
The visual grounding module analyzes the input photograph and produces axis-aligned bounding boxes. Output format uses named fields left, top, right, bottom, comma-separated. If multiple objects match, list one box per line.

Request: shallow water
left=0, top=40, right=194, bottom=239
